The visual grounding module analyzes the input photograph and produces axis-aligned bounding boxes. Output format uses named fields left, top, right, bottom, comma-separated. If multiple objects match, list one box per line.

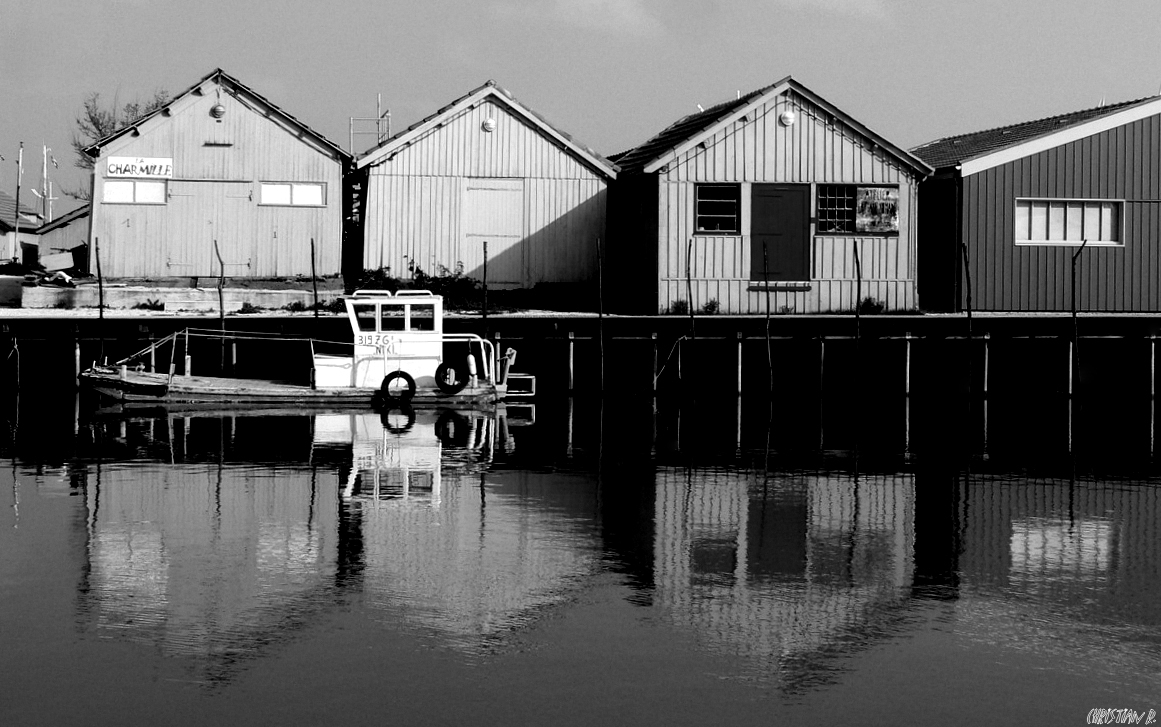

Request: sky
left=4, top=0, right=1160, bottom=216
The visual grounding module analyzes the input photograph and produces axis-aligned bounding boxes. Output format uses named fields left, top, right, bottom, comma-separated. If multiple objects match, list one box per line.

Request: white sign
left=106, top=157, right=173, bottom=178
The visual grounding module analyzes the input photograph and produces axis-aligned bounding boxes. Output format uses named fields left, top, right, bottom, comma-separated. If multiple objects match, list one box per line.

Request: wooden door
left=167, top=181, right=253, bottom=276
left=461, top=178, right=525, bottom=287
left=751, top=184, right=810, bottom=281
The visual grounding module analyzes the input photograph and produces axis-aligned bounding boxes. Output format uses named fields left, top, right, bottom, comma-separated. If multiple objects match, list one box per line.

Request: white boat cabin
left=313, top=290, right=496, bottom=393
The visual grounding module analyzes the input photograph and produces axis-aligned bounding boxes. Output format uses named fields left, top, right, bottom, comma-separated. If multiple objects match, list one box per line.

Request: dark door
left=751, top=184, right=810, bottom=281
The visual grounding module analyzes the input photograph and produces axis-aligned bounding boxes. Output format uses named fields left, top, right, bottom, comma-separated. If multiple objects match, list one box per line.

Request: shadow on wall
left=457, top=190, right=607, bottom=292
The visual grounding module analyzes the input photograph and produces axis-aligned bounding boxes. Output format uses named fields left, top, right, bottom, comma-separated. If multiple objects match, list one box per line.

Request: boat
left=79, top=290, right=535, bottom=408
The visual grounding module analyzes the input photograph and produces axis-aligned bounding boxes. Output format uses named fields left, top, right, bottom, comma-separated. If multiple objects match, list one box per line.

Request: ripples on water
left=2, top=393, right=1160, bottom=723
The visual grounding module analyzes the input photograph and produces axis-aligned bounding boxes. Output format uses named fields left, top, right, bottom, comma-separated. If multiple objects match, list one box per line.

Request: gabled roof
left=614, top=76, right=932, bottom=177
left=911, top=95, right=1161, bottom=176
left=83, top=68, right=351, bottom=163
left=356, top=81, right=617, bottom=180
left=0, top=190, right=43, bottom=232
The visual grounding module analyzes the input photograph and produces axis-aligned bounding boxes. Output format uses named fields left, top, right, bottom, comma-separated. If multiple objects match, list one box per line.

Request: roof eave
left=84, top=69, right=351, bottom=163
left=356, top=85, right=617, bottom=180
left=639, top=77, right=931, bottom=178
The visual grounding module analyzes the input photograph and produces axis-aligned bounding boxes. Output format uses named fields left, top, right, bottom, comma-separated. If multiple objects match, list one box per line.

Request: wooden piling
left=904, top=331, right=911, bottom=398
left=568, top=331, right=574, bottom=392
left=652, top=332, right=658, bottom=394
left=736, top=332, right=743, bottom=396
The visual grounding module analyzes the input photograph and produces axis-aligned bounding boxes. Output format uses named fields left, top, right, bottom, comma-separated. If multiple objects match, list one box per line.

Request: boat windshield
left=352, top=303, right=377, bottom=332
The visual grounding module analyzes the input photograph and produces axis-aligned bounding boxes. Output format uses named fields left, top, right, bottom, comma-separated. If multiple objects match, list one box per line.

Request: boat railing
left=105, top=327, right=499, bottom=386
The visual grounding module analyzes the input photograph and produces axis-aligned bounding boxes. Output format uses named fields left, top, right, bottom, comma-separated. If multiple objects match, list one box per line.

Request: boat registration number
left=357, top=334, right=397, bottom=351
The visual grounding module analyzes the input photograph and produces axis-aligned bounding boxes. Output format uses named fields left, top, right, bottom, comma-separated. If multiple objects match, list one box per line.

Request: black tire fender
left=380, top=370, right=416, bottom=404
left=434, top=362, right=468, bottom=395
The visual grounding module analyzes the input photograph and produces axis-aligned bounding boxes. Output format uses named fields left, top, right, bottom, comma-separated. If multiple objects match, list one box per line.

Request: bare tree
left=71, top=90, right=170, bottom=169
left=65, top=90, right=169, bottom=199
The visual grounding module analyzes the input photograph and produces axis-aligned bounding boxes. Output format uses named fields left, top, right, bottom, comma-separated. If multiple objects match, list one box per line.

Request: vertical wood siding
left=362, top=100, right=609, bottom=287
left=90, top=84, right=345, bottom=278
left=964, top=114, right=1161, bottom=311
left=656, top=92, right=920, bottom=314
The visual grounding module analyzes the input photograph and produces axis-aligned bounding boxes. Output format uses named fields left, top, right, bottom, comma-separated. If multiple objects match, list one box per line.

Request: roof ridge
left=915, top=94, right=1159, bottom=149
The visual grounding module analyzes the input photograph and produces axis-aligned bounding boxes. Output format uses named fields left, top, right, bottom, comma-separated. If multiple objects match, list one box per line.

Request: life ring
left=434, top=362, right=468, bottom=395
left=380, top=370, right=416, bottom=403
left=381, top=404, right=416, bottom=434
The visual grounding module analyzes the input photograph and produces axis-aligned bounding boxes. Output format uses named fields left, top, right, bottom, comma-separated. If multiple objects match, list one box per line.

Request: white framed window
left=695, top=184, right=740, bottom=233
left=259, top=182, right=325, bottom=207
left=1015, top=199, right=1123, bottom=246
left=103, top=179, right=167, bottom=204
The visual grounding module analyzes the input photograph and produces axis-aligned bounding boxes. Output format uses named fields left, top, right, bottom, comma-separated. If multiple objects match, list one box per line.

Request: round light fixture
left=482, top=118, right=496, bottom=132
left=210, top=103, right=226, bottom=119
left=778, top=109, right=797, bottom=126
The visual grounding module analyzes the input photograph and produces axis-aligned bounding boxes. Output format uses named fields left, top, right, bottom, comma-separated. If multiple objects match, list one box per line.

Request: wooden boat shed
left=84, top=68, right=352, bottom=280
left=355, top=81, right=618, bottom=290
left=912, top=94, right=1161, bottom=312
left=607, top=77, right=932, bottom=315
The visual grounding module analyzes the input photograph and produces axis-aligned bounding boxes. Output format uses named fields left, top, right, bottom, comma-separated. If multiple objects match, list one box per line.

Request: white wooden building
left=356, top=81, right=617, bottom=289
left=84, top=69, right=351, bottom=279
left=609, top=77, right=932, bottom=314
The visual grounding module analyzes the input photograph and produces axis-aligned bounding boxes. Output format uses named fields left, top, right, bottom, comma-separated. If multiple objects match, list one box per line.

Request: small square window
left=261, top=183, right=291, bottom=205
left=695, top=184, right=740, bottom=233
left=103, top=180, right=135, bottom=203
left=293, top=184, right=323, bottom=206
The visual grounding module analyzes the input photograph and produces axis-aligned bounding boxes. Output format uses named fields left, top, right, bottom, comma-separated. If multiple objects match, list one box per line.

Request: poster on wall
left=856, top=187, right=898, bottom=233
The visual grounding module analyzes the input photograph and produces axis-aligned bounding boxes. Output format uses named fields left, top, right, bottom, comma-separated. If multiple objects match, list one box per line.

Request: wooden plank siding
left=655, top=92, right=920, bottom=314
left=962, top=113, right=1161, bottom=311
left=362, top=99, right=610, bottom=287
left=89, top=81, right=346, bottom=279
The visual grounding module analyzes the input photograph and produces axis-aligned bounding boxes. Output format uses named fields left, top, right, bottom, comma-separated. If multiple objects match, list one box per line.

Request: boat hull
left=79, top=368, right=500, bottom=409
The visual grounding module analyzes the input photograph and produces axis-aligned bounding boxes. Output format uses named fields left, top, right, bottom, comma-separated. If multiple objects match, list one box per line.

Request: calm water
left=2, top=390, right=1160, bottom=726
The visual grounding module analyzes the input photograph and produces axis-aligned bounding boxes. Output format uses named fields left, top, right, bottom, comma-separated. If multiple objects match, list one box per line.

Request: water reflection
left=652, top=468, right=915, bottom=692
left=3, top=399, right=1157, bottom=708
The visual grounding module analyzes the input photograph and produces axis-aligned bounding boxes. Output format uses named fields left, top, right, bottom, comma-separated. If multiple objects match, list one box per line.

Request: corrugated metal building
left=84, top=69, right=351, bottom=279
left=608, top=77, right=931, bottom=314
left=912, top=95, right=1161, bottom=312
left=356, top=81, right=618, bottom=289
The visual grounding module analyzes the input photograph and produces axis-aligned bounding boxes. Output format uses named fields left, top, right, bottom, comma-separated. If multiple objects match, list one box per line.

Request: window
left=817, top=185, right=899, bottom=234
left=352, top=303, right=377, bottom=332
left=259, top=182, right=325, bottom=206
left=408, top=304, right=435, bottom=331
left=103, top=179, right=167, bottom=204
left=1015, top=199, right=1122, bottom=246
left=695, top=184, right=740, bottom=233
left=817, top=185, right=856, bottom=233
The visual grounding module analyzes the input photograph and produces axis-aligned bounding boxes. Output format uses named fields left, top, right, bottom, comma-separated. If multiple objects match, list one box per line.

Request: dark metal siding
left=965, top=114, right=1161, bottom=311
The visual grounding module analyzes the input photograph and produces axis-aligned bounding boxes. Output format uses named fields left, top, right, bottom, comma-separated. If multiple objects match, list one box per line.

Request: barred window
left=695, top=184, right=740, bottom=233
left=1015, top=199, right=1122, bottom=246
left=817, top=185, right=857, bottom=234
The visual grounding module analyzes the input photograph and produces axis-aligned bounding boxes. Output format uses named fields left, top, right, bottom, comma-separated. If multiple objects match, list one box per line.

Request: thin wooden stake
left=736, top=332, right=743, bottom=396
left=596, top=237, right=604, bottom=393
left=310, top=237, right=319, bottom=318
